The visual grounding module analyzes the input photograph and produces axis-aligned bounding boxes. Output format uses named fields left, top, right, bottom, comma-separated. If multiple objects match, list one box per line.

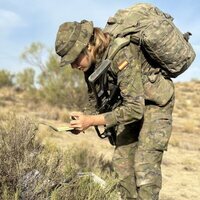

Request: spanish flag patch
left=118, top=60, right=128, bottom=71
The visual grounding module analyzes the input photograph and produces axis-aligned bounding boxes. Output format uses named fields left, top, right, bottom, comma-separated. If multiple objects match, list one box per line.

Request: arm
left=69, top=111, right=106, bottom=131
left=69, top=59, right=144, bottom=131
left=70, top=46, right=145, bottom=132
left=103, top=52, right=145, bottom=128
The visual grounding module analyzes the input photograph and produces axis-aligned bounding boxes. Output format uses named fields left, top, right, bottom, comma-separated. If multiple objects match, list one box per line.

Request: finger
left=69, top=124, right=83, bottom=130
left=70, top=119, right=81, bottom=125
left=75, top=127, right=83, bottom=131
left=70, top=111, right=83, bottom=118
left=70, top=125, right=82, bottom=129
left=70, top=123, right=81, bottom=128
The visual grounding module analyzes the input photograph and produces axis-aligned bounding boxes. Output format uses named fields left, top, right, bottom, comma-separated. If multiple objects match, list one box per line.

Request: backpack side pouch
left=143, top=71, right=174, bottom=106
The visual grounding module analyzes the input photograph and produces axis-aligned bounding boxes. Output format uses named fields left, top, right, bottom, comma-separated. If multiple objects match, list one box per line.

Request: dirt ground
left=161, top=133, right=200, bottom=200
left=38, top=128, right=200, bottom=200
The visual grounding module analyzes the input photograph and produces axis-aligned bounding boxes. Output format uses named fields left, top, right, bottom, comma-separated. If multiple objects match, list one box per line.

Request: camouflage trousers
left=112, top=99, right=174, bottom=200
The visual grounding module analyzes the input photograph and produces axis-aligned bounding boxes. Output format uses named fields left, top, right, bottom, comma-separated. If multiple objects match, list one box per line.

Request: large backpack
left=104, top=3, right=196, bottom=78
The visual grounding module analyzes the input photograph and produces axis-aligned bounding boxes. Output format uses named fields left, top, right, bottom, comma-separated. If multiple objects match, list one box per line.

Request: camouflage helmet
left=55, top=20, right=93, bottom=67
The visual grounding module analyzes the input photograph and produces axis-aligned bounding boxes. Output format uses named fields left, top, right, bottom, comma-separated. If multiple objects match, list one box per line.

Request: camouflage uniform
left=55, top=20, right=175, bottom=200
left=101, top=41, right=175, bottom=200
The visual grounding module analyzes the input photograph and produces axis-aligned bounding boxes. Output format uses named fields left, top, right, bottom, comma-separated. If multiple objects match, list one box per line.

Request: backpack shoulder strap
left=107, top=36, right=131, bottom=60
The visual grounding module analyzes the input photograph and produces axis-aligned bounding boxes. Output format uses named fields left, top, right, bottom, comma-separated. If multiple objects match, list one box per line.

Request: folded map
left=40, top=122, right=74, bottom=132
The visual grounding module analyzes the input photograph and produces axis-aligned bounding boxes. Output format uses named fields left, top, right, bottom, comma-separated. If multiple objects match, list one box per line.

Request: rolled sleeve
left=103, top=111, right=117, bottom=128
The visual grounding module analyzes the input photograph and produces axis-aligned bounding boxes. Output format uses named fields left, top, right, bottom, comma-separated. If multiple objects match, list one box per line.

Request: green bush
left=38, top=65, right=88, bottom=109
left=0, top=70, right=13, bottom=87
left=15, top=68, right=36, bottom=91
left=21, top=43, right=88, bottom=109
left=38, top=50, right=88, bottom=109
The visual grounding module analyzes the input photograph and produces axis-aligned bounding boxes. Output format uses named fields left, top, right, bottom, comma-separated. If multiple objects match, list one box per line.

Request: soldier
left=55, top=18, right=175, bottom=199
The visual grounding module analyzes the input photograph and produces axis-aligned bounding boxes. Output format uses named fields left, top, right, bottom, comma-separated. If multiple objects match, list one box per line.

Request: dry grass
left=0, top=80, right=200, bottom=200
left=0, top=112, right=118, bottom=200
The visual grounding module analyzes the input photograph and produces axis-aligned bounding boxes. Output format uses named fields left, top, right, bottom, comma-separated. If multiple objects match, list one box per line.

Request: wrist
left=88, top=114, right=106, bottom=126
left=88, top=115, right=95, bottom=126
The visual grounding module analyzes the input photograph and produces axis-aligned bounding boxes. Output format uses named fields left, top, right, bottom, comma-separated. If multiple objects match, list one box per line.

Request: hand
left=69, top=111, right=93, bottom=132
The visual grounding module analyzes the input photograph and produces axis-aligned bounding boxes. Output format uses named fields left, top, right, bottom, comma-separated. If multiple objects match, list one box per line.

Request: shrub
left=38, top=66, right=88, bottom=109
left=38, top=51, right=88, bottom=109
left=15, top=68, right=36, bottom=91
left=0, top=70, right=14, bottom=87
left=0, top=113, right=42, bottom=199
left=21, top=43, right=88, bottom=109
left=0, top=112, right=118, bottom=199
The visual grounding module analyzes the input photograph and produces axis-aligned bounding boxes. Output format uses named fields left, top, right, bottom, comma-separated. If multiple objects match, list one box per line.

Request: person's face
left=71, top=47, right=94, bottom=72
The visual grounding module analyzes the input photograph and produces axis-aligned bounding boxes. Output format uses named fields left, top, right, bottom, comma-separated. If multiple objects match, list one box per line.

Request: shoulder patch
left=118, top=60, right=128, bottom=71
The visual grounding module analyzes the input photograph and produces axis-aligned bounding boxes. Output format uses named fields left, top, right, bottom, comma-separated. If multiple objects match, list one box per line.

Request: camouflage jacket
left=85, top=37, right=174, bottom=128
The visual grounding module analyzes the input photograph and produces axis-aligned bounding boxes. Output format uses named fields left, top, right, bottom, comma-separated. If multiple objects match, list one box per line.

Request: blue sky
left=0, top=0, right=199, bottom=82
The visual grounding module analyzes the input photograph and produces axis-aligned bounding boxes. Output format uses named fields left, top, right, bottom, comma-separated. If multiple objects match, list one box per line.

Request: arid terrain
left=0, top=80, right=200, bottom=200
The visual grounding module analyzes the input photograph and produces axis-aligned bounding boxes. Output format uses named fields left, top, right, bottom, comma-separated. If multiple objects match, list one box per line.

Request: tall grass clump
left=0, top=112, right=119, bottom=200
